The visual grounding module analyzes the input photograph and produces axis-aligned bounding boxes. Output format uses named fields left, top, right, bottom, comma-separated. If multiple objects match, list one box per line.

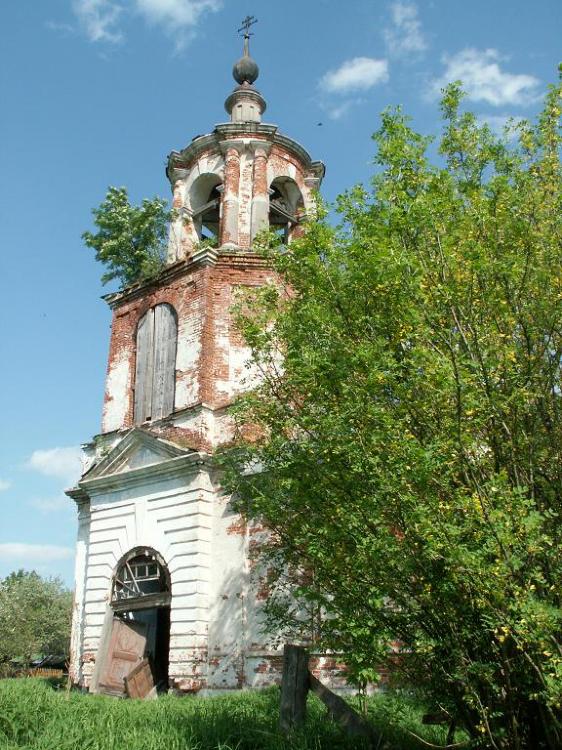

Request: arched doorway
left=109, top=547, right=171, bottom=692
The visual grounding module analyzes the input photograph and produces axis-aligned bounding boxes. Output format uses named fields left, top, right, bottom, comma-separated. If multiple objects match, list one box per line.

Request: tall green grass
left=0, top=679, right=462, bottom=750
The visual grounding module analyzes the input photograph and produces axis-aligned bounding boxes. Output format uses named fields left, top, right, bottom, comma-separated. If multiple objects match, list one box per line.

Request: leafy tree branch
left=83, top=186, right=174, bottom=287
left=221, top=76, right=562, bottom=749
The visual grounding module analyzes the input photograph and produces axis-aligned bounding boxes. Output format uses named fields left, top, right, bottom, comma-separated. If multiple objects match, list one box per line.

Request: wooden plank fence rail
left=27, top=668, right=65, bottom=679
left=278, top=645, right=382, bottom=747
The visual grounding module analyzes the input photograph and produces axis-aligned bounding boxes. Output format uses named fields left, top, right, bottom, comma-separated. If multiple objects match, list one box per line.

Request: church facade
left=67, top=34, right=328, bottom=694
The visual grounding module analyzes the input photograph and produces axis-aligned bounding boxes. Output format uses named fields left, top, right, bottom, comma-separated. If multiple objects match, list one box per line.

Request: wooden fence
left=279, top=645, right=380, bottom=746
left=26, top=667, right=65, bottom=679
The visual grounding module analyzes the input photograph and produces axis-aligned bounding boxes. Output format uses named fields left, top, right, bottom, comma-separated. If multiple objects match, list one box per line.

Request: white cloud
left=327, top=99, right=363, bottom=121
left=320, top=57, right=389, bottom=94
left=30, top=496, right=72, bottom=514
left=0, top=543, right=74, bottom=563
left=0, top=480, right=10, bottom=492
left=73, top=0, right=222, bottom=45
left=45, top=20, right=76, bottom=35
left=135, top=0, right=220, bottom=29
left=430, top=49, right=540, bottom=106
left=73, top=0, right=123, bottom=43
left=25, top=446, right=82, bottom=485
left=478, top=114, right=524, bottom=138
left=384, top=1, right=427, bottom=57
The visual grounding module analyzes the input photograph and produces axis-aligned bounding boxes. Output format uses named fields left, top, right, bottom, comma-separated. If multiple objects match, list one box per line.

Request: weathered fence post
left=308, top=673, right=381, bottom=745
left=279, top=644, right=310, bottom=733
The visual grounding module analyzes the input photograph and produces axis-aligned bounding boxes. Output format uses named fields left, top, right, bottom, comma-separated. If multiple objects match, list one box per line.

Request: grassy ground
left=0, top=678, right=462, bottom=750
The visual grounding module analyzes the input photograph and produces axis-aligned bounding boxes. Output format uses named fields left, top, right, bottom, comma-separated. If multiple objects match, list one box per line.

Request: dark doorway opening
left=118, top=606, right=170, bottom=689
left=109, top=547, right=172, bottom=694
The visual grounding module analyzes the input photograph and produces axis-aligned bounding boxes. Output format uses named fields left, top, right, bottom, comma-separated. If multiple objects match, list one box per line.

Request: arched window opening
left=268, top=178, right=304, bottom=245
left=134, top=303, right=177, bottom=425
left=112, top=550, right=170, bottom=604
left=190, top=174, right=222, bottom=242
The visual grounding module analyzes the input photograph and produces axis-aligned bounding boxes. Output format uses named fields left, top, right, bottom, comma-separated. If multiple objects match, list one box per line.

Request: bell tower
left=68, top=22, right=325, bottom=694
left=166, top=19, right=323, bottom=260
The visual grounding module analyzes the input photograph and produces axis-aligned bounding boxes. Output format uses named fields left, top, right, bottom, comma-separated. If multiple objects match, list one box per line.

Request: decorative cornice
left=166, top=124, right=325, bottom=188
left=101, top=260, right=190, bottom=307
left=74, top=452, right=210, bottom=499
left=166, top=133, right=219, bottom=181
left=85, top=428, right=193, bottom=480
left=215, top=123, right=278, bottom=139
left=66, top=486, right=89, bottom=503
left=308, top=160, right=326, bottom=182
left=102, top=246, right=272, bottom=308
left=216, top=251, right=271, bottom=269
left=190, top=245, right=219, bottom=267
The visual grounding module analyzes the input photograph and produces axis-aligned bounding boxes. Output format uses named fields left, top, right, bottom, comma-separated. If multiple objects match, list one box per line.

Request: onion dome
left=233, top=53, right=259, bottom=85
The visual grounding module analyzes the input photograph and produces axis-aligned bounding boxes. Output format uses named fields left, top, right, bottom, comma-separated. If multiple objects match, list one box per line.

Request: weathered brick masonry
left=101, top=254, right=275, bottom=447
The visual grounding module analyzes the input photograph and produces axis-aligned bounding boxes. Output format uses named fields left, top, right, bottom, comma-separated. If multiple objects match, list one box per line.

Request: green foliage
left=0, top=678, right=459, bottom=750
left=221, top=77, right=562, bottom=749
left=0, top=571, right=72, bottom=669
left=83, top=186, right=173, bottom=287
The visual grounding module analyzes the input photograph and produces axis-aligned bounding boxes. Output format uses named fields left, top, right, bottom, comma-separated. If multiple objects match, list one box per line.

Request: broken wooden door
left=97, top=617, right=147, bottom=696
left=124, top=659, right=156, bottom=699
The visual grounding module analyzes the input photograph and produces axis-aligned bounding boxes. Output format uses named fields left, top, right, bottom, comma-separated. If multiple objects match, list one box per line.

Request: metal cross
left=238, top=15, right=257, bottom=38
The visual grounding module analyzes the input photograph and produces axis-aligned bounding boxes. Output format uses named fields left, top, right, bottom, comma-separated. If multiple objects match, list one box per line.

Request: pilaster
left=220, top=146, right=241, bottom=248
left=251, top=143, right=272, bottom=240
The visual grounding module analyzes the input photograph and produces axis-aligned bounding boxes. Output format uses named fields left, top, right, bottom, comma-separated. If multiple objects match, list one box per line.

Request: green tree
left=0, top=570, right=72, bottom=671
left=83, top=186, right=173, bottom=287
left=221, top=77, right=562, bottom=749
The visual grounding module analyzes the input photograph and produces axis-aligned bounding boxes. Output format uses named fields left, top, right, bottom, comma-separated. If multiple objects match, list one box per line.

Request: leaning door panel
left=98, top=617, right=147, bottom=696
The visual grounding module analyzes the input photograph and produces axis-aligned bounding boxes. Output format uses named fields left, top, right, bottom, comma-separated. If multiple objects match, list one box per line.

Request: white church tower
left=67, top=21, right=325, bottom=694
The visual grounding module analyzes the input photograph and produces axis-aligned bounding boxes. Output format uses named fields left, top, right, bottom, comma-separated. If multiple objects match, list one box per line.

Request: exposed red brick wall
left=102, top=255, right=275, bottom=448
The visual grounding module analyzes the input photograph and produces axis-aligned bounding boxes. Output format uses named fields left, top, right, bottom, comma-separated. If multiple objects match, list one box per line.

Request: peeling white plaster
left=175, top=329, right=201, bottom=408
left=102, top=357, right=130, bottom=433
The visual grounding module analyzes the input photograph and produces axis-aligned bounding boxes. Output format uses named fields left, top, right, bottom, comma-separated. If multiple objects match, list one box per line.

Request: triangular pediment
left=83, top=429, right=194, bottom=481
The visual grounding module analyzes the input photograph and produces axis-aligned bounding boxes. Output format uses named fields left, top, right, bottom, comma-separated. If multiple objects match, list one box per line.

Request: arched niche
left=268, top=176, right=305, bottom=244
left=189, top=173, right=223, bottom=241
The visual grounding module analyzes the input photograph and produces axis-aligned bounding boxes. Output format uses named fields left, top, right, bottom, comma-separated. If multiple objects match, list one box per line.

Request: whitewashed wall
left=74, top=445, right=214, bottom=689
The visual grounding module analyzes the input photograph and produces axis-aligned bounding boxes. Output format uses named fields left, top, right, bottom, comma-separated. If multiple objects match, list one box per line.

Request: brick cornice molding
left=215, top=250, right=271, bottom=269
left=102, top=260, right=189, bottom=308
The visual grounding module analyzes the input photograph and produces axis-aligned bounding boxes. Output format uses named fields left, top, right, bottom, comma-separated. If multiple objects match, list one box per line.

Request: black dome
left=233, top=55, right=259, bottom=85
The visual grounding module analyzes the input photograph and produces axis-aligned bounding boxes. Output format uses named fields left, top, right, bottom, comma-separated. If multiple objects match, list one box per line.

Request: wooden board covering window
left=134, top=304, right=177, bottom=424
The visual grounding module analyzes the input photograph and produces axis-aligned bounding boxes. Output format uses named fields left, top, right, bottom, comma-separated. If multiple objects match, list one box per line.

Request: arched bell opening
left=189, top=173, right=223, bottom=242
left=268, top=177, right=304, bottom=245
left=104, top=547, right=172, bottom=693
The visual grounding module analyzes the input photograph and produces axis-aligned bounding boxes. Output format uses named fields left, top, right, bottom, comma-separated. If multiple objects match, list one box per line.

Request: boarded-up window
left=134, top=304, right=177, bottom=424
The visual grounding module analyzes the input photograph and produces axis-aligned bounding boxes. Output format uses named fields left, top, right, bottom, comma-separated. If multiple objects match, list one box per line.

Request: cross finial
left=232, top=14, right=260, bottom=86
left=238, top=15, right=257, bottom=39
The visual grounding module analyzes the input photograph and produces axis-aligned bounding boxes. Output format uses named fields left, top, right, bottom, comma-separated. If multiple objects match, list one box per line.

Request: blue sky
left=0, top=0, right=560, bottom=586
